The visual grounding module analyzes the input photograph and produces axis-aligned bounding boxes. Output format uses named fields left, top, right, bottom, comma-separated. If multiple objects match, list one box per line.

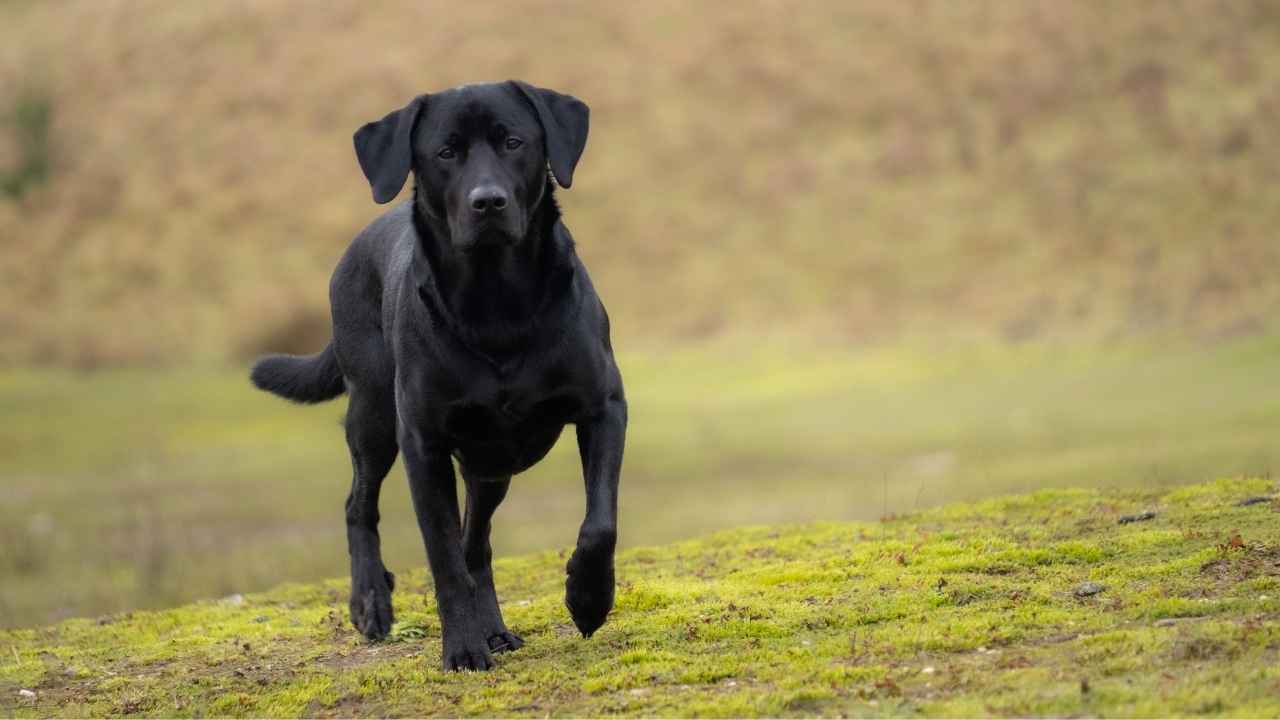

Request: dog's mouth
left=457, top=221, right=523, bottom=253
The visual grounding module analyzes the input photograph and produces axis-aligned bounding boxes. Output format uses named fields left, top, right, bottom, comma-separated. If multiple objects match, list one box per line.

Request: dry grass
left=0, top=1, right=1278, bottom=365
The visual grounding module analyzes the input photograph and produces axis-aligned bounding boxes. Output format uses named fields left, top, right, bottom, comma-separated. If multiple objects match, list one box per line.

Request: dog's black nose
left=469, top=186, right=509, bottom=215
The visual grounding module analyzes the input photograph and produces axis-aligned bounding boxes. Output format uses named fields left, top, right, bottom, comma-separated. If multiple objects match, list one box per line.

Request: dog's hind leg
left=344, top=386, right=399, bottom=641
left=460, top=468, right=523, bottom=653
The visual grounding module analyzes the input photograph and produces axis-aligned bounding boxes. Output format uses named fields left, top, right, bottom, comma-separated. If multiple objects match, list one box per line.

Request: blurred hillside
left=1, top=1, right=1279, bottom=366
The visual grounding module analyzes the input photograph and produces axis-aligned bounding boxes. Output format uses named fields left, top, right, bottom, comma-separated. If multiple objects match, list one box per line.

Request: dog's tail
left=250, top=342, right=345, bottom=404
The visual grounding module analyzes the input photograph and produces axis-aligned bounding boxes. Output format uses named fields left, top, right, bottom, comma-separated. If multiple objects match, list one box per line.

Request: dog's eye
left=504, top=137, right=523, bottom=150
left=437, top=147, right=456, bottom=160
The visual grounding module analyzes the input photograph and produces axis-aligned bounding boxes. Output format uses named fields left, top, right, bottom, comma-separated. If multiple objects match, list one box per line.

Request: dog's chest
left=442, top=384, right=583, bottom=438
left=431, top=367, right=588, bottom=475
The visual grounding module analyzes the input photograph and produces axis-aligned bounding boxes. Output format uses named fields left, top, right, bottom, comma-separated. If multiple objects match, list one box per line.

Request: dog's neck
left=410, top=179, right=573, bottom=356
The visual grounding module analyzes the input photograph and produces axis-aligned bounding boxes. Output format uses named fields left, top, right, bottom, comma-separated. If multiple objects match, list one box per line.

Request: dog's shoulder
left=331, top=201, right=419, bottom=308
left=552, top=223, right=605, bottom=321
left=545, top=222, right=619, bottom=368
left=339, top=201, right=415, bottom=272
left=355, top=201, right=415, bottom=252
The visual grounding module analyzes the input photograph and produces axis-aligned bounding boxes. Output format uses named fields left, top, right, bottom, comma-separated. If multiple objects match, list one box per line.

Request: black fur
left=250, top=343, right=345, bottom=403
left=250, top=81, right=626, bottom=672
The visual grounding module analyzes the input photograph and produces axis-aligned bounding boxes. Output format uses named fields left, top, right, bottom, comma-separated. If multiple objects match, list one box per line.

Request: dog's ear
left=353, top=95, right=427, bottom=204
left=511, top=81, right=589, bottom=189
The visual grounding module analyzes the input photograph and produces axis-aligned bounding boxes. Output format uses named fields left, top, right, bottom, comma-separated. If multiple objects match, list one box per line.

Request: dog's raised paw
left=565, top=550, right=615, bottom=637
left=349, top=567, right=395, bottom=641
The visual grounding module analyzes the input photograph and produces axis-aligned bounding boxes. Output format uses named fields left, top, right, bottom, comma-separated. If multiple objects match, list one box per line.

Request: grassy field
left=4, top=477, right=1280, bottom=717
left=1, top=1, right=1279, bottom=364
left=3, top=335, right=1279, bottom=629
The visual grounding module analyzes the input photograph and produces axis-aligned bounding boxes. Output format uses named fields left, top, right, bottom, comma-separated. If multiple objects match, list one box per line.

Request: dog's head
left=353, top=81, right=588, bottom=252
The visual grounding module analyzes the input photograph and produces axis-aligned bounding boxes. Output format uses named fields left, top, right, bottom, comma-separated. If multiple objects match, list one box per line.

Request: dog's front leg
left=460, top=469, right=523, bottom=653
left=400, top=430, right=495, bottom=671
left=566, top=393, right=627, bottom=637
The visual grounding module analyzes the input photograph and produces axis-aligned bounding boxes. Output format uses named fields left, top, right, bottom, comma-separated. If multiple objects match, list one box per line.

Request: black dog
left=250, top=81, right=626, bottom=671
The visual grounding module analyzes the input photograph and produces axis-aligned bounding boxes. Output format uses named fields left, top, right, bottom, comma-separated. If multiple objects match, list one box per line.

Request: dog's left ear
left=511, top=81, right=590, bottom=189
left=353, top=95, right=427, bottom=204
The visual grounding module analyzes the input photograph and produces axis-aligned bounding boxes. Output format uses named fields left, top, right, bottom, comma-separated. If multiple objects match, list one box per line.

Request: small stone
left=921, top=666, right=936, bottom=674
left=1154, top=618, right=1177, bottom=627
left=1118, top=511, right=1157, bottom=525
left=725, top=680, right=738, bottom=688
left=1236, top=496, right=1274, bottom=507
left=18, top=689, right=36, bottom=699
left=1074, top=582, right=1105, bottom=598
left=629, top=688, right=648, bottom=696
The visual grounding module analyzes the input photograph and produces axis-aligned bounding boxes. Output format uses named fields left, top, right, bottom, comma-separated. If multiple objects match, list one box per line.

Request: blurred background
left=2, top=0, right=1279, bottom=629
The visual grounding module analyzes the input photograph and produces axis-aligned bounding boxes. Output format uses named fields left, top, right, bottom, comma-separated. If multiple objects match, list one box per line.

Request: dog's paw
left=349, top=568, right=395, bottom=641
left=565, top=546, right=615, bottom=637
left=487, top=630, right=525, bottom=654
left=442, top=630, right=496, bottom=672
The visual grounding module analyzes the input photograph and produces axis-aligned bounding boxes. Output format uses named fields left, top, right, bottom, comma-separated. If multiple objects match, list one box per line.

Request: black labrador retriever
left=250, top=81, right=626, bottom=671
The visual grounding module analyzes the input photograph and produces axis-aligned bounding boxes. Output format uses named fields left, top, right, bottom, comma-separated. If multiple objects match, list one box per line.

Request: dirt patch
left=318, top=641, right=423, bottom=672
left=1199, top=543, right=1280, bottom=586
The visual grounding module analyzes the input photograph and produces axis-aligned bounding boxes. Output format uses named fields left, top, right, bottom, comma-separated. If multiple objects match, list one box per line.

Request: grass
left=4, top=476, right=1280, bottom=717
left=3, top=335, right=1280, bottom=629
left=1, top=2, right=1279, bottom=364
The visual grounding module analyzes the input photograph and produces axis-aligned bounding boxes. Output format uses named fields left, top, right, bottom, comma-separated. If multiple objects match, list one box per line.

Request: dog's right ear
left=353, top=95, right=427, bottom=204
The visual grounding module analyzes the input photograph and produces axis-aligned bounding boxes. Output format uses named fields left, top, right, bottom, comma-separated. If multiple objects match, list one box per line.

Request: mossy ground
left=4, top=477, right=1280, bottom=717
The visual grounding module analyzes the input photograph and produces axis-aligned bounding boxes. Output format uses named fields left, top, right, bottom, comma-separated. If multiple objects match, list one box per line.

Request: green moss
left=4, top=477, right=1280, bottom=717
